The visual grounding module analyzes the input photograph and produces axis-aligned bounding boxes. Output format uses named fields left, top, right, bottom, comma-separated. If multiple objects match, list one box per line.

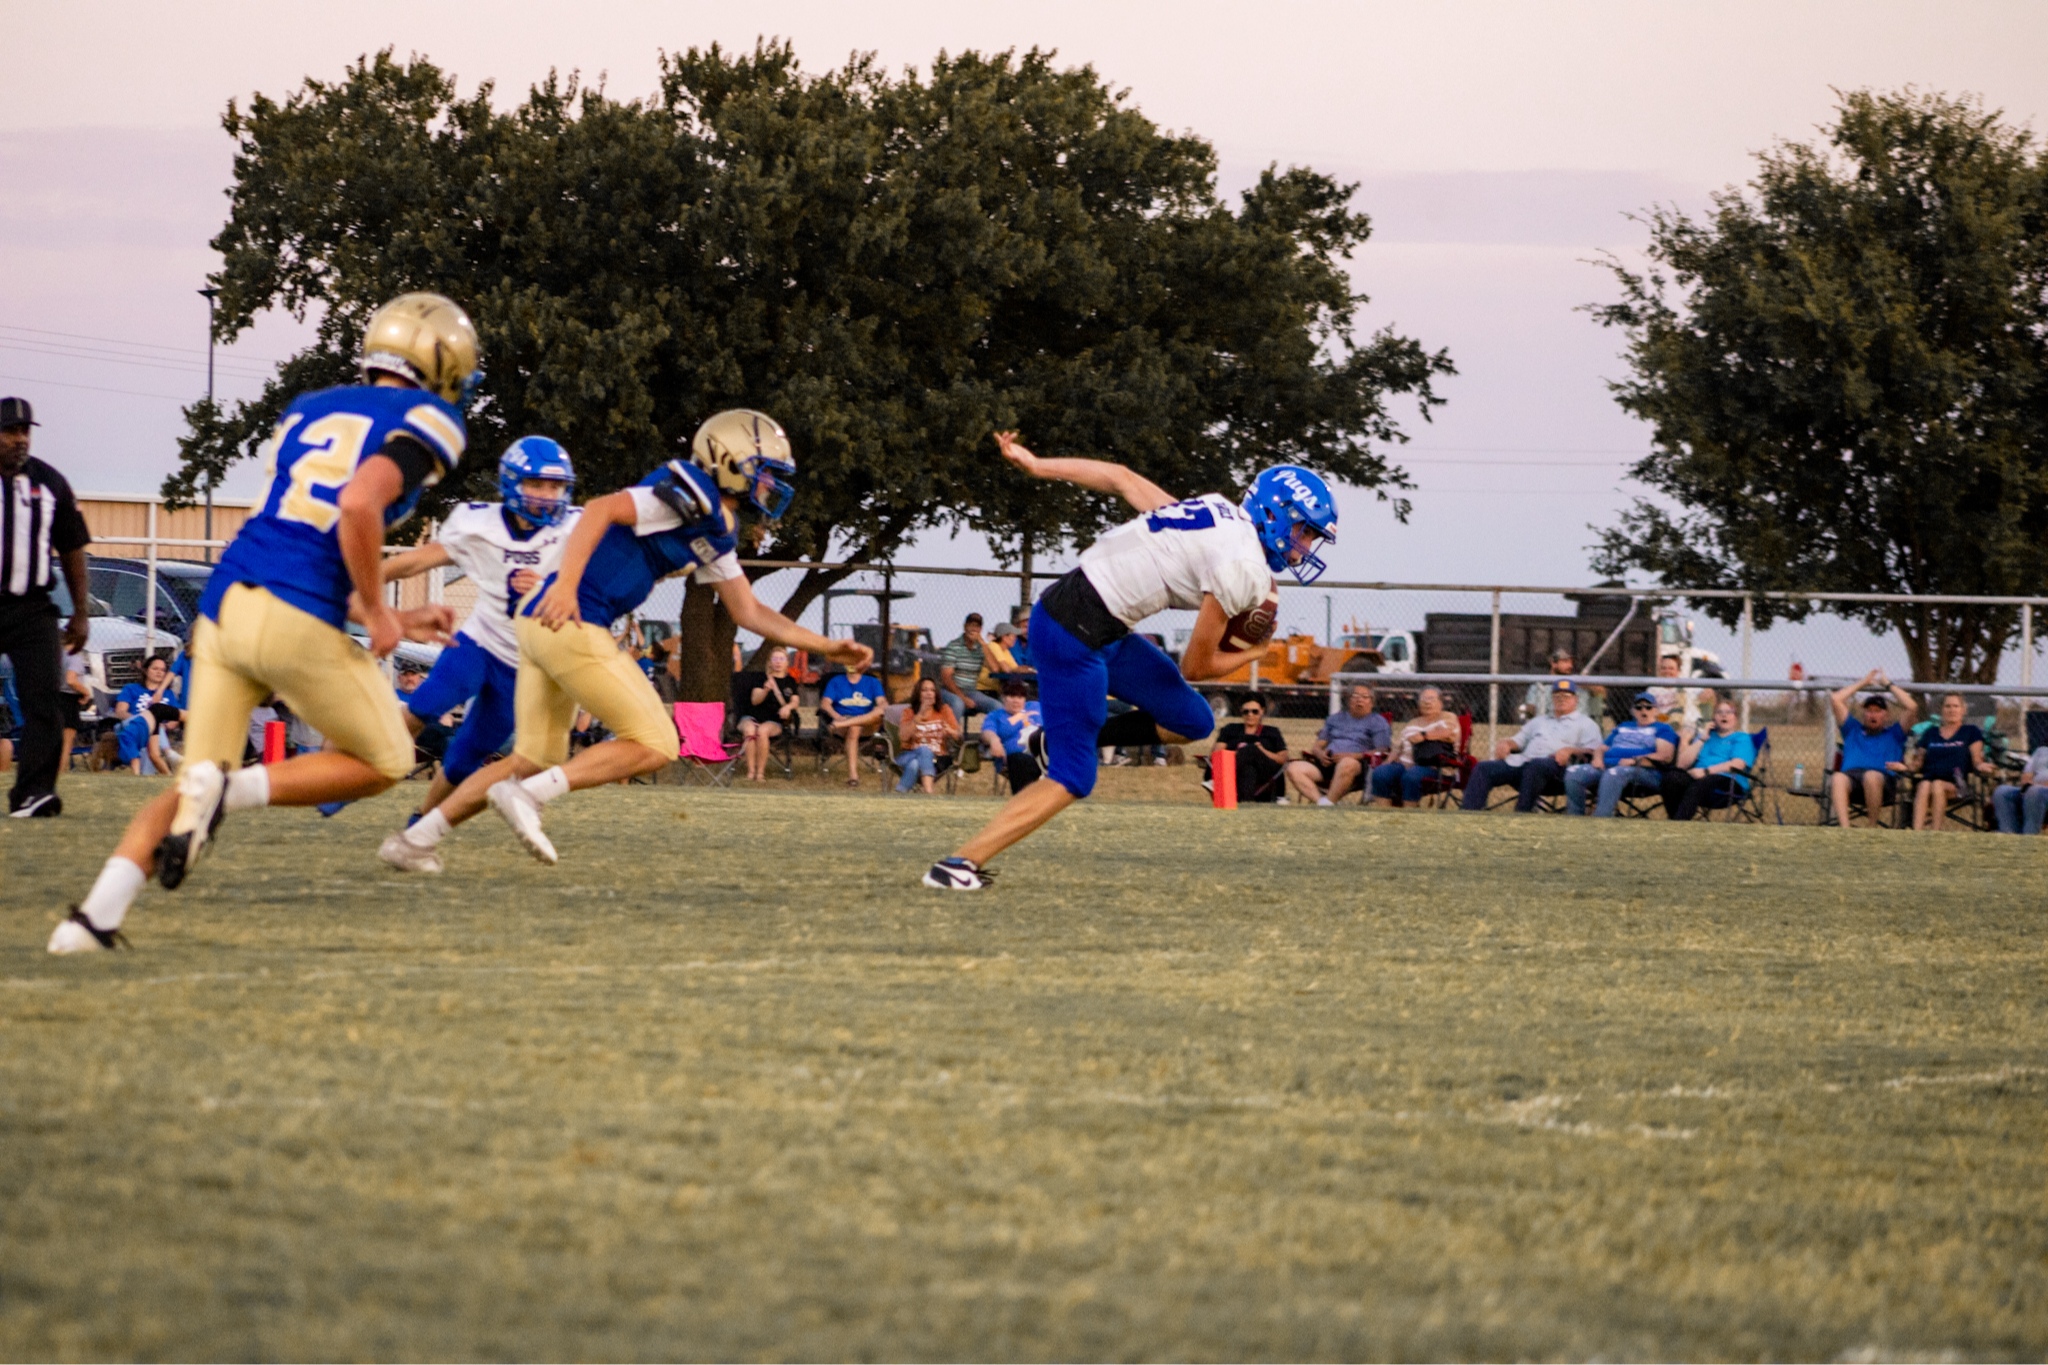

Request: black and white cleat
left=922, top=856, right=994, bottom=891
left=47, top=908, right=127, bottom=954
left=157, top=760, right=228, bottom=890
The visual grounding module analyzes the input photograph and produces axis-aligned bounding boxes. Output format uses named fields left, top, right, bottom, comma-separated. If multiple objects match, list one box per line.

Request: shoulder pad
left=649, top=461, right=719, bottom=523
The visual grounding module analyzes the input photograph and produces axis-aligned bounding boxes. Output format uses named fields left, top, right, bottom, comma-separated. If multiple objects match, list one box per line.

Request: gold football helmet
left=689, top=409, right=797, bottom=518
left=358, top=293, right=482, bottom=405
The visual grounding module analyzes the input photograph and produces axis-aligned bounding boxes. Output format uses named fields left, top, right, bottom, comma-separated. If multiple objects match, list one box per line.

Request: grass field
left=3, top=777, right=2045, bottom=1361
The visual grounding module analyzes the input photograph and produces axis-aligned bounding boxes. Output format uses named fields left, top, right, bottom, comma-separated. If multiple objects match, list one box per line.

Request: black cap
left=0, top=397, right=37, bottom=429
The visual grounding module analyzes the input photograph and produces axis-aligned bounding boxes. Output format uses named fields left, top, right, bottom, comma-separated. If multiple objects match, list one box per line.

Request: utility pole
left=198, top=286, right=220, bottom=563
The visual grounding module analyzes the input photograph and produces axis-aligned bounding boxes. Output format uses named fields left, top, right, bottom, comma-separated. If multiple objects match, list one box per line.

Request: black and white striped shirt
left=1, top=458, right=91, bottom=599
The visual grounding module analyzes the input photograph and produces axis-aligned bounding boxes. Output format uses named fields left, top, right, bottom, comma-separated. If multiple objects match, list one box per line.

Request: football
left=1221, top=581, right=1281, bottom=652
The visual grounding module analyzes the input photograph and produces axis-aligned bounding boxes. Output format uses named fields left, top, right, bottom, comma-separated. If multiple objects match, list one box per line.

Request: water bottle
left=1792, top=763, right=1805, bottom=792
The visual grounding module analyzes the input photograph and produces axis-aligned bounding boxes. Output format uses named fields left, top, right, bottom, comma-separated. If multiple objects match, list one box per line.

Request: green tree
left=177, top=44, right=1451, bottom=693
left=1589, top=89, right=2048, bottom=685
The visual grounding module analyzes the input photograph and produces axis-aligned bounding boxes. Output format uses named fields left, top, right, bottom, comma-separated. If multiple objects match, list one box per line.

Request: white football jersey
left=436, top=501, right=584, bottom=667
left=1079, top=493, right=1273, bottom=627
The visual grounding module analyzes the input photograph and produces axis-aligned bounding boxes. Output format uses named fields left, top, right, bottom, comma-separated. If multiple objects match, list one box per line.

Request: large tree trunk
left=678, top=576, right=739, bottom=704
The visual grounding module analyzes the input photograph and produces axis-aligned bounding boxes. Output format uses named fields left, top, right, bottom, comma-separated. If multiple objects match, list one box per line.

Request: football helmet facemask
left=498, top=436, right=576, bottom=528
left=359, top=293, right=483, bottom=407
left=689, top=409, right=796, bottom=520
left=1243, top=464, right=1338, bottom=584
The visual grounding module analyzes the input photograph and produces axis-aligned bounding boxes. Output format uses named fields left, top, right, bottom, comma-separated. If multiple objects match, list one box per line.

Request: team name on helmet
left=689, top=408, right=798, bottom=520
left=498, top=436, right=576, bottom=528
left=1243, top=464, right=1338, bottom=585
left=359, top=293, right=483, bottom=406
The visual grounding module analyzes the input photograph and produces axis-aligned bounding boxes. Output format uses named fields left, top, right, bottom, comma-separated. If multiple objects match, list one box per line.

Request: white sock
left=521, top=767, right=571, bottom=805
left=223, top=765, right=271, bottom=812
left=80, top=857, right=147, bottom=931
left=406, top=808, right=452, bottom=847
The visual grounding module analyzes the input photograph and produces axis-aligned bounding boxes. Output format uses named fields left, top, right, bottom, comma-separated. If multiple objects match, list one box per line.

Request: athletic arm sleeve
left=377, top=432, right=441, bottom=497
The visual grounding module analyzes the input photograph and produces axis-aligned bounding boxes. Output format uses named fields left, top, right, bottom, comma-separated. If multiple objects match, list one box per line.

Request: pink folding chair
left=674, top=702, right=738, bottom=786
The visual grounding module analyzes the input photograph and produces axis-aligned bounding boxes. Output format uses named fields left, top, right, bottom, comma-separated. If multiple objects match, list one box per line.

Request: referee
left=0, top=398, right=92, bottom=818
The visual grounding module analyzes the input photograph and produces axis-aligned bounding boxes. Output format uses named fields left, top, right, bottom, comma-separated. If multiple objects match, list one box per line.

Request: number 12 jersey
left=200, top=385, right=467, bottom=629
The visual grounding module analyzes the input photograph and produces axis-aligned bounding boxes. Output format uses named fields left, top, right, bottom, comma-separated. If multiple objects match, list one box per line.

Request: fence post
left=1487, top=589, right=1501, bottom=752
left=2024, top=603, right=2035, bottom=720
left=144, top=500, right=158, bottom=649
left=1740, top=596, right=1754, bottom=731
left=1019, top=536, right=1033, bottom=611
left=880, top=564, right=894, bottom=695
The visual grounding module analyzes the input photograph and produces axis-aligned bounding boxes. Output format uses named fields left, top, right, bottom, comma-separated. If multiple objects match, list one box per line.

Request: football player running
left=49, top=294, right=475, bottom=952
left=381, top=409, right=871, bottom=871
left=923, top=431, right=1337, bottom=891
left=339, top=436, right=582, bottom=823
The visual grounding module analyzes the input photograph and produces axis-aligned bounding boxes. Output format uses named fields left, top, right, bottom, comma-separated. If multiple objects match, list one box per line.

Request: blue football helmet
left=498, top=436, right=576, bottom=527
left=1243, top=465, right=1338, bottom=584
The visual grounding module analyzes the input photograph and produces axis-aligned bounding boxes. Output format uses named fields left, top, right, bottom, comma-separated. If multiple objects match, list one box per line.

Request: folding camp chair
left=674, top=702, right=738, bottom=786
left=1411, top=713, right=1473, bottom=809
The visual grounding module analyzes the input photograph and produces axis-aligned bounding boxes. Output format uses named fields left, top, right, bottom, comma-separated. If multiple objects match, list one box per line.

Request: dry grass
left=2, top=778, right=2044, bottom=1360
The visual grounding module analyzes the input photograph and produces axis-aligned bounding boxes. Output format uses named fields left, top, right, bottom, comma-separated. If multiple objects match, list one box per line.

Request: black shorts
left=56, top=693, right=83, bottom=731
left=1842, top=768, right=1898, bottom=801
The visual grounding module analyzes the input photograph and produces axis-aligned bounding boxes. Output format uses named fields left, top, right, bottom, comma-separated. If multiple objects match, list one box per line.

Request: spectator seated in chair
left=1461, top=680, right=1602, bottom=812
left=1992, top=742, right=2048, bottom=834
left=1909, top=691, right=1995, bottom=831
left=1199, top=694, right=1290, bottom=803
left=650, top=648, right=686, bottom=707
left=1368, top=685, right=1459, bottom=806
left=982, top=679, right=1047, bottom=795
left=937, top=613, right=1000, bottom=726
left=894, top=676, right=961, bottom=794
left=738, top=646, right=801, bottom=783
left=1828, top=670, right=1917, bottom=828
left=1285, top=683, right=1390, bottom=806
left=112, top=656, right=182, bottom=776
left=1659, top=700, right=1755, bottom=820
left=1563, top=690, right=1679, bottom=817
left=980, top=619, right=1031, bottom=691
left=821, top=656, right=887, bottom=786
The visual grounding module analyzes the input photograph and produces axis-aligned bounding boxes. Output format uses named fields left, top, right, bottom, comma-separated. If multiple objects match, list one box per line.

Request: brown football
left=1221, top=582, right=1281, bottom=652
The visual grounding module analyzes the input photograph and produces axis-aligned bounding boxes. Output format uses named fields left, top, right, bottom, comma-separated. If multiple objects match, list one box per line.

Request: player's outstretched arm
left=714, top=574, right=874, bottom=670
left=533, top=491, right=635, bottom=630
left=1179, top=594, right=1269, bottom=682
left=994, top=431, right=1175, bottom=514
left=380, top=542, right=452, bottom=583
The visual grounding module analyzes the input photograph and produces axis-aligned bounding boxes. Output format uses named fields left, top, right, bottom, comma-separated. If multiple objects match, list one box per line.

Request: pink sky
left=4, top=1, right=2045, bottom=586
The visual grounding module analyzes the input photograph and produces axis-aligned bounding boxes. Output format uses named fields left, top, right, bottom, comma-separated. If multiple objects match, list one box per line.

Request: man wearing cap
left=1525, top=646, right=1605, bottom=724
left=1461, top=679, right=1603, bottom=812
left=0, top=398, right=91, bottom=818
left=1562, top=690, right=1680, bottom=817
left=1828, top=669, right=1917, bottom=828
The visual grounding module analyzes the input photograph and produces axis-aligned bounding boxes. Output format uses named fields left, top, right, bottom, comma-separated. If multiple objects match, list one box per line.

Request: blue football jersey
left=521, top=461, right=740, bottom=626
left=201, top=385, right=466, bottom=628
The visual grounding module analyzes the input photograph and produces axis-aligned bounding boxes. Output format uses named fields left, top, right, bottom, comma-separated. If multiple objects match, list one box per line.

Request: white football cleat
left=157, top=760, right=228, bottom=889
left=379, top=831, right=444, bottom=875
left=487, top=779, right=557, bottom=865
left=48, top=909, right=124, bottom=954
left=923, top=857, right=993, bottom=891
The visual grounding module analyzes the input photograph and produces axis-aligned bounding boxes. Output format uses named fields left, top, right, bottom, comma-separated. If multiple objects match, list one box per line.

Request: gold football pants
left=183, top=583, right=415, bottom=781
left=512, top=616, right=678, bottom=767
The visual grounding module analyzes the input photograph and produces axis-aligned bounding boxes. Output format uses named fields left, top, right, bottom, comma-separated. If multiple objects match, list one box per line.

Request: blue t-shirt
left=1840, top=718, right=1907, bottom=771
left=201, top=385, right=466, bottom=628
left=116, top=680, right=178, bottom=717
left=523, top=461, right=740, bottom=627
left=1603, top=720, right=1678, bottom=764
left=1917, top=724, right=1982, bottom=782
left=823, top=672, right=885, bottom=717
left=984, top=702, right=1044, bottom=753
left=1317, top=709, right=1392, bottom=754
left=1695, top=729, right=1757, bottom=791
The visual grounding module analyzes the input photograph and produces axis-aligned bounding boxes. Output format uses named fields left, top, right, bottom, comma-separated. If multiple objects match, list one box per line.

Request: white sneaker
left=157, top=760, right=227, bottom=889
left=1276, top=796, right=1290, bottom=806
left=47, top=910, right=122, bottom=954
left=1153, top=757, right=1168, bottom=767
left=487, top=779, right=557, bottom=865
left=379, top=831, right=444, bottom=874
left=1317, top=796, right=1334, bottom=807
